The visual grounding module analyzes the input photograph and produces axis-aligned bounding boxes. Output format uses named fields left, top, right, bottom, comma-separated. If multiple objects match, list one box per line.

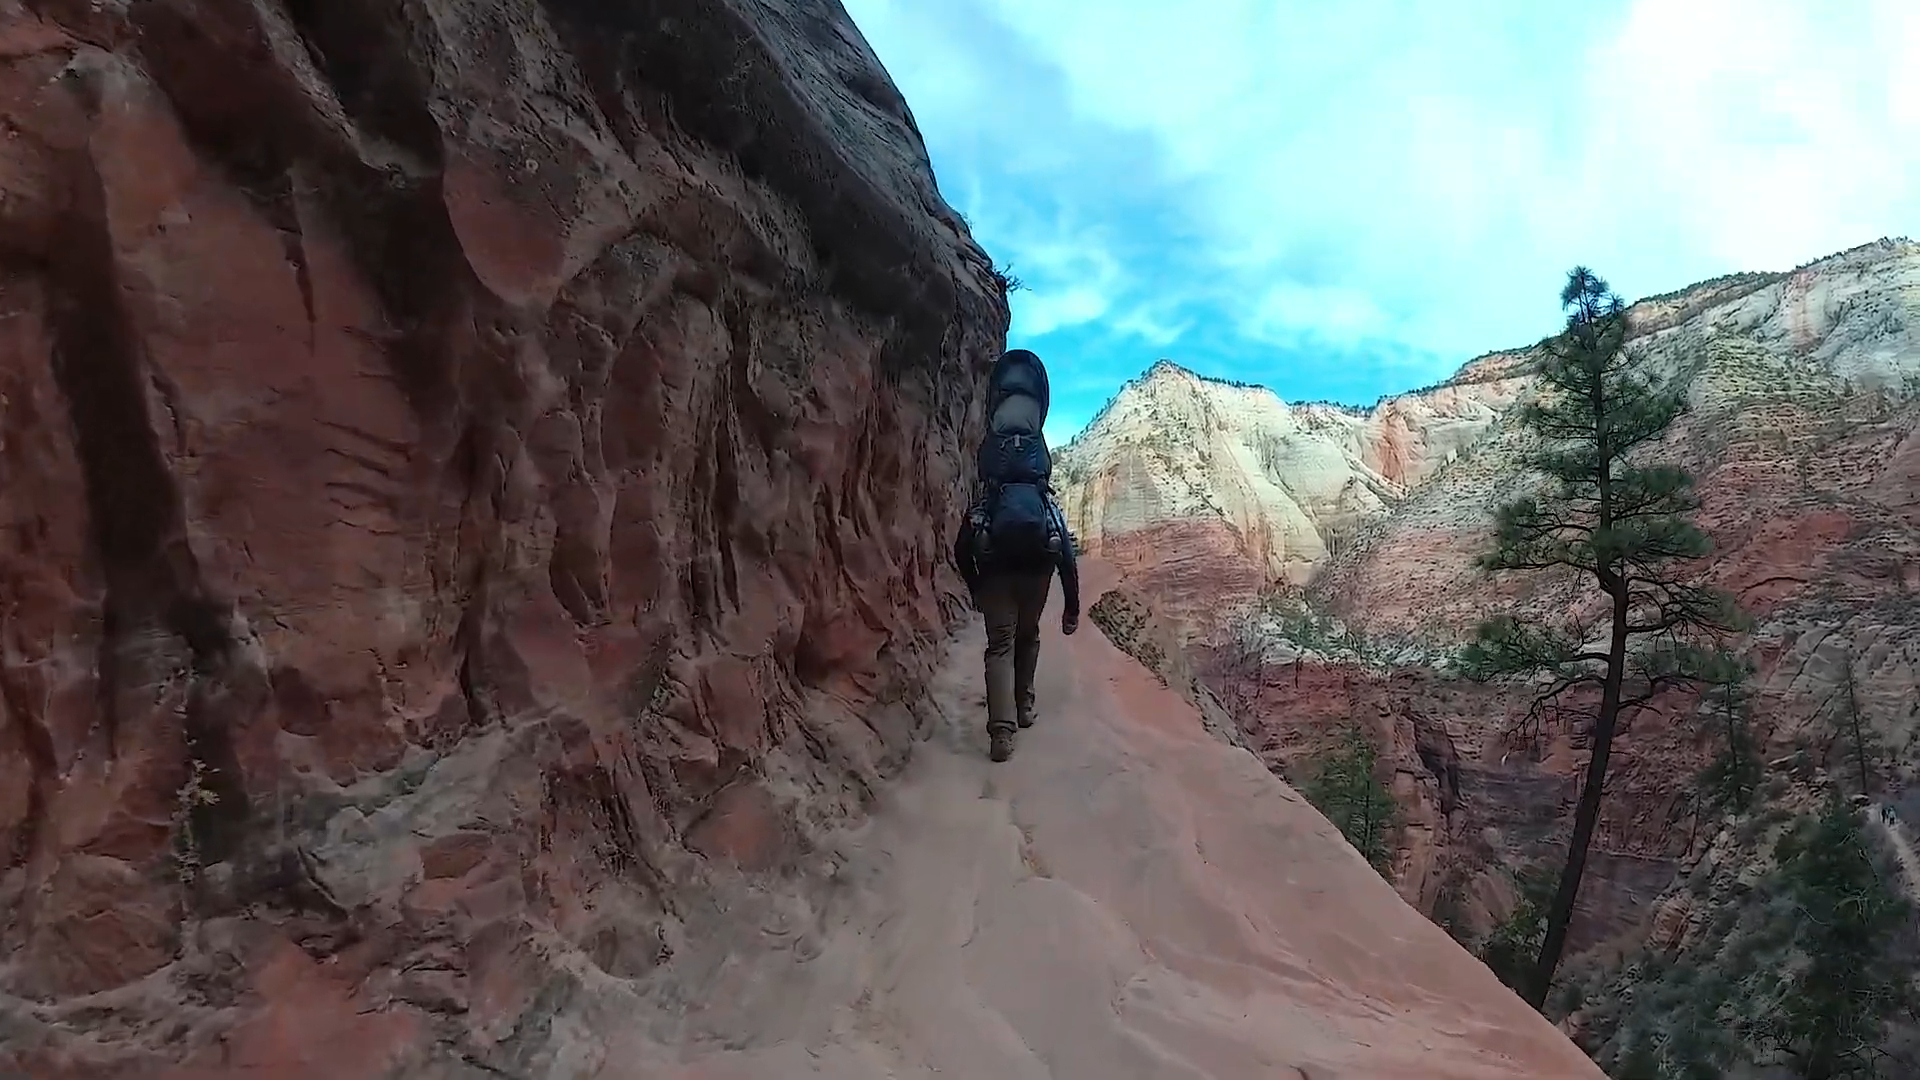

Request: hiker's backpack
left=986, top=347, right=1050, bottom=422
left=971, top=350, right=1063, bottom=570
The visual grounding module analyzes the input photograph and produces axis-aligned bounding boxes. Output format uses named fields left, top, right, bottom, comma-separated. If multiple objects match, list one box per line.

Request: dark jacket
left=953, top=498, right=1080, bottom=618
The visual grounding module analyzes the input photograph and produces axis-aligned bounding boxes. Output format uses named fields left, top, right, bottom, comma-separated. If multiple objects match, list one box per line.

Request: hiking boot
left=989, top=729, right=1015, bottom=762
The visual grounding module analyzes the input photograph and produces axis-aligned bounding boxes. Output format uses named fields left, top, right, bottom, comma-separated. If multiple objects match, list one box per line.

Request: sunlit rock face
left=1055, top=356, right=1524, bottom=640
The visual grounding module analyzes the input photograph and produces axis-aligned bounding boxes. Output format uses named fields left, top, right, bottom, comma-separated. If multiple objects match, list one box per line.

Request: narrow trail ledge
left=613, top=561, right=1604, bottom=1079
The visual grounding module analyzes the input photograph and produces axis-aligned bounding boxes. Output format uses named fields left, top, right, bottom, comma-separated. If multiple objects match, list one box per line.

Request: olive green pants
left=978, top=571, right=1053, bottom=737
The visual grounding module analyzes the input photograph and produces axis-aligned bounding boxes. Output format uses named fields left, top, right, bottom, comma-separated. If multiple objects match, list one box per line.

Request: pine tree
left=1214, top=621, right=1268, bottom=721
left=1457, top=267, right=1746, bottom=1008
left=1300, top=724, right=1399, bottom=877
left=1698, top=652, right=1763, bottom=812
left=1829, top=646, right=1885, bottom=801
left=1746, top=794, right=1915, bottom=1078
left=1480, top=863, right=1556, bottom=994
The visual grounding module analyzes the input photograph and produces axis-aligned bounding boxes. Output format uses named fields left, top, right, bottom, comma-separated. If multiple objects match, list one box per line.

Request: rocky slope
left=1053, top=356, right=1526, bottom=639
left=1316, top=240, right=1920, bottom=646
left=0, top=0, right=1007, bottom=1071
left=1067, top=240, right=1920, bottom=975
left=0, top=0, right=1608, bottom=1076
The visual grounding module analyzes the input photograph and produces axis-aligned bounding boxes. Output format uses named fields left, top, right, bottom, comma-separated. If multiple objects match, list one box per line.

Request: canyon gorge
left=1057, top=238, right=1920, bottom=1066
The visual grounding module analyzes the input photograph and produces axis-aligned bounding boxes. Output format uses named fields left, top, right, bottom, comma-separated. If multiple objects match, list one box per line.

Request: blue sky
left=841, top=0, right=1920, bottom=444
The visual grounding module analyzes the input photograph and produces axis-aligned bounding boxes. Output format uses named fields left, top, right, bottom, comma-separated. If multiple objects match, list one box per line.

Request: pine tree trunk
left=1524, top=582, right=1630, bottom=1008
left=1723, top=690, right=1741, bottom=802
left=1843, top=662, right=1870, bottom=797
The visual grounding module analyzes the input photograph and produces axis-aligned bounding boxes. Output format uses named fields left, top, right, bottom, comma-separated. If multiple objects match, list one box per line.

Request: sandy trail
left=610, top=563, right=1604, bottom=1079
left=1871, top=803, right=1920, bottom=903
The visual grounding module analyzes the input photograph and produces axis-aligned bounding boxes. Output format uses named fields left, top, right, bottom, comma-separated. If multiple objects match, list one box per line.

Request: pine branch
left=1624, top=581, right=1743, bottom=635
left=1455, top=616, right=1591, bottom=679
left=1615, top=672, right=1693, bottom=716
left=1509, top=672, right=1606, bottom=746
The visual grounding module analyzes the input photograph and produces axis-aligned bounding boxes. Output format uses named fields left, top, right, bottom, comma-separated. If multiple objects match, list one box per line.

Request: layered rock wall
left=1054, top=357, right=1525, bottom=640
left=0, top=0, right=1005, bottom=1070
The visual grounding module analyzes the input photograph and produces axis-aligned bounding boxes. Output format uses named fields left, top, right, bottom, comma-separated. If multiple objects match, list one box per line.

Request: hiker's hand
left=1062, top=610, right=1079, bottom=636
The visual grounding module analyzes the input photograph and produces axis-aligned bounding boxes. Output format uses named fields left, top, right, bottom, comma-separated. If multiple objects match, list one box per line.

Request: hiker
left=953, top=348, right=1081, bottom=763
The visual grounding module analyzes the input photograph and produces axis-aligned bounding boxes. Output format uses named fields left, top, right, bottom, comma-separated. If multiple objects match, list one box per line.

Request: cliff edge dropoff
left=551, top=558, right=1602, bottom=1079
left=0, top=0, right=1002, bottom=1070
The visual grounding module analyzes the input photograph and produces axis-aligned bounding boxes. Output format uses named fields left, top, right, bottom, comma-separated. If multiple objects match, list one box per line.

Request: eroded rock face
left=1205, top=655, right=1704, bottom=953
left=1085, top=586, right=1248, bottom=753
left=0, top=0, right=1005, bottom=1071
left=1054, top=357, right=1525, bottom=640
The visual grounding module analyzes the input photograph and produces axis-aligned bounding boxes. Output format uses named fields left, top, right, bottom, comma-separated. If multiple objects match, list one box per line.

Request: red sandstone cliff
left=0, top=0, right=1006, bottom=1071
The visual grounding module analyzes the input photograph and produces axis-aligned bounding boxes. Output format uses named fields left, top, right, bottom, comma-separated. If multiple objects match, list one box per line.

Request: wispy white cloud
left=843, top=0, right=1920, bottom=436
left=1242, top=282, right=1391, bottom=351
left=990, top=217, right=1126, bottom=337
left=1107, top=303, right=1194, bottom=348
left=1584, top=0, right=1919, bottom=269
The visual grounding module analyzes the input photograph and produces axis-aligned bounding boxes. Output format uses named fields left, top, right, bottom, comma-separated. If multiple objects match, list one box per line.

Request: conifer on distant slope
left=1458, top=266, right=1746, bottom=1008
